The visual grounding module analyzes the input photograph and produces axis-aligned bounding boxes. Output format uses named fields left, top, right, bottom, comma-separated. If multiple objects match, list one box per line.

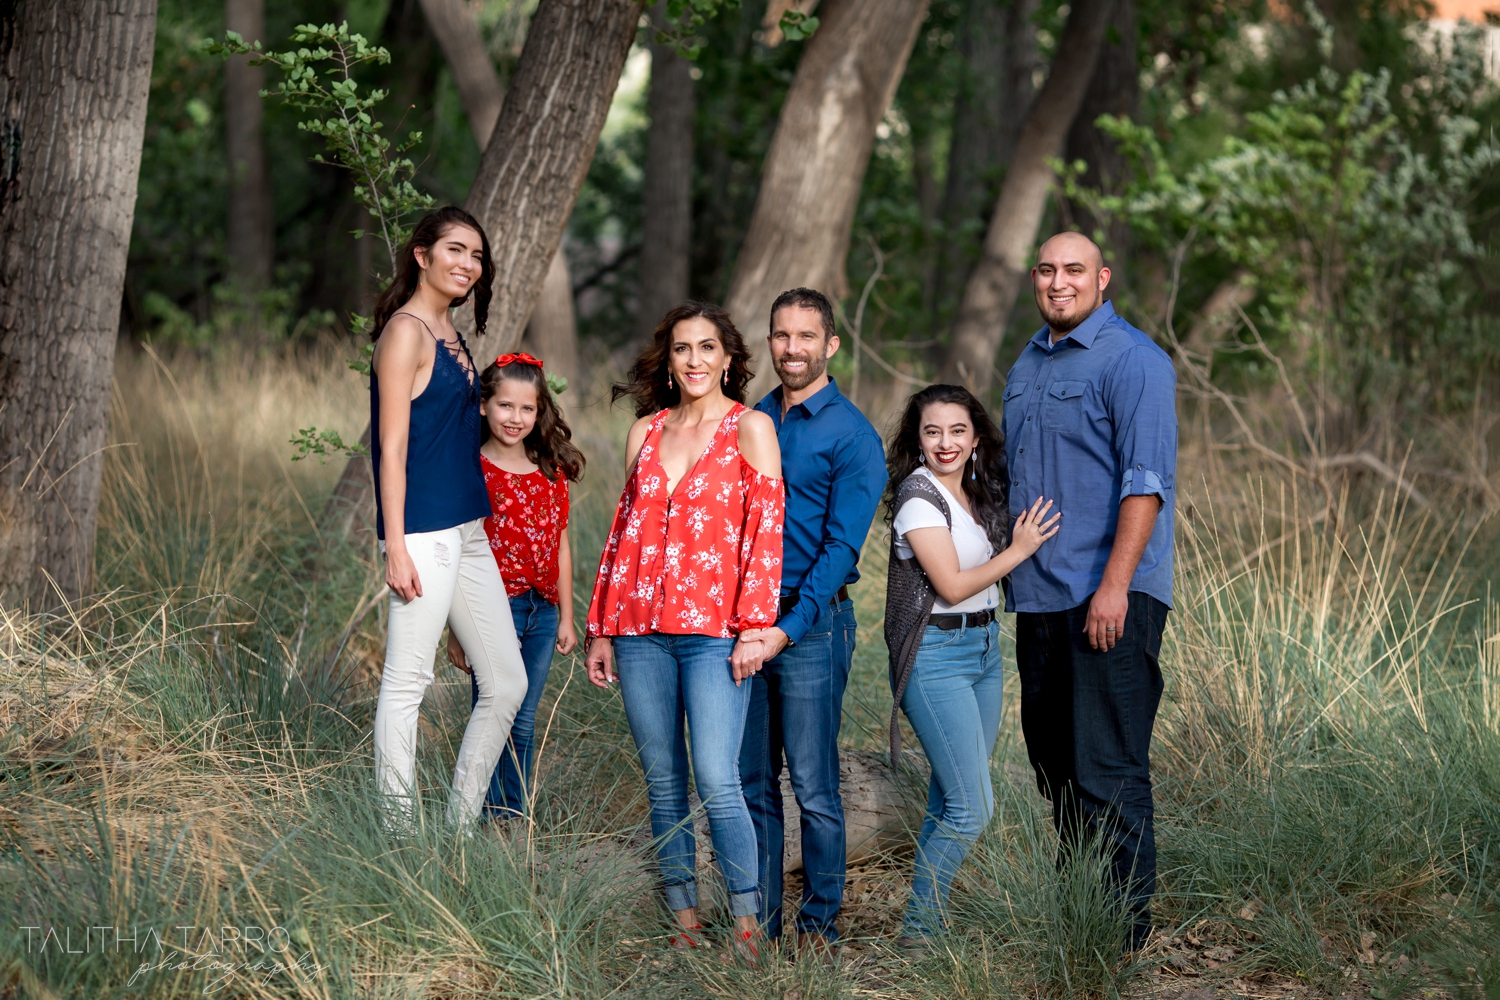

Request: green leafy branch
left=656, top=2, right=817, bottom=58
left=208, top=22, right=434, bottom=275
left=289, top=427, right=369, bottom=463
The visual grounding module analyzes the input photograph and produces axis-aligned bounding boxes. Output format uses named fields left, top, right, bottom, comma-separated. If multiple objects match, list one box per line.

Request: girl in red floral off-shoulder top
left=586, top=302, right=783, bottom=962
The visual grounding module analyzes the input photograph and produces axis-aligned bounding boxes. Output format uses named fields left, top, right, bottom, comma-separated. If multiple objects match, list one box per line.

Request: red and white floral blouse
left=481, top=455, right=570, bottom=604
left=586, top=404, right=784, bottom=639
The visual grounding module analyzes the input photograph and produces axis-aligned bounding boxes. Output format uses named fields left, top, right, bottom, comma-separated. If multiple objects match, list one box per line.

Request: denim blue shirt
left=755, top=378, right=886, bottom=644
left=1000, top=301, right=1177, bottom=614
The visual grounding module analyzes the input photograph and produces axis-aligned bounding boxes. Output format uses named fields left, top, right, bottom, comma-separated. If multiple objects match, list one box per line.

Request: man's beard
left=774, top=350, right=828, bottom=390
left=1039, top=289, right=1100, bottom=334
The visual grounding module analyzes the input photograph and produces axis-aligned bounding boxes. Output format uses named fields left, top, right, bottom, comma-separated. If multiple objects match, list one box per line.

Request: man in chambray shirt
left=1001, top=232, right=1177, bottom=951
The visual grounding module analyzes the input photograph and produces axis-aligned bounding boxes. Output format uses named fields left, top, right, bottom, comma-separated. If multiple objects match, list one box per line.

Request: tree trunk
left=463, top=0, right=644, bottom=361
left=318, top=0, right=640, bottom=548
left=0, top=0, right=157, bottom=608
left=1063, top=0, right=1137, bottom=269
left=224, top=0, right=274, bottom=294
left=419, top=0, right=581, bottom=384
left=635, top=1, right=695, bottom=342
left=939, top=0, right=1117, bottom=392
left=724, top=0, right=930, bottom=401
left=521, top=250, right=579, bottom=390
left=929, top=0, right=1037, bottom=324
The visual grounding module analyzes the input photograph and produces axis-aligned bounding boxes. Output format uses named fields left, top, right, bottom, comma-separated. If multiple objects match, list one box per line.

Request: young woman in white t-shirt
left=882, top=384, right=1059, bottom=948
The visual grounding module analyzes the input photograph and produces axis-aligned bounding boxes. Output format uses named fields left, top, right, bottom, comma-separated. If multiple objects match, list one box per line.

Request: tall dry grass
left=2, top=342, right=1497, bottom=999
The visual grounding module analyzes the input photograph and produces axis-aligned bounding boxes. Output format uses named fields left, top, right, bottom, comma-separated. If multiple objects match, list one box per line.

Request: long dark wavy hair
left=478, top=360, right=585, bottom=482
left=883, top=384, right=1011, bottom=549
left=371, top=206, right=495, bottom=340
left=612, top=301, right=755, bottom=417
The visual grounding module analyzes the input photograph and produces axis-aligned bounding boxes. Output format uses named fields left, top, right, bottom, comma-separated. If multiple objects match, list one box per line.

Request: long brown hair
left=883, top=384, right=1011, bottom=550
left=371, top=207, right=495, bottom=340
left=479, top=359, right=585, bottom=483
left=612, top=301, right=755, bottom=417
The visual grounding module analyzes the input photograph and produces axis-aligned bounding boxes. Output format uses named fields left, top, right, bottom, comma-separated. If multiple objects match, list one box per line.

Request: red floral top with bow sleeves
left=586, top=403, right=784, bottom=639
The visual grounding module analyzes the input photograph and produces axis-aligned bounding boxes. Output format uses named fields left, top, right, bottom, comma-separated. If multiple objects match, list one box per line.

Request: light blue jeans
left=615, top=633, right=760, bottom=918
left=899, top=618, right=1004, bottom=937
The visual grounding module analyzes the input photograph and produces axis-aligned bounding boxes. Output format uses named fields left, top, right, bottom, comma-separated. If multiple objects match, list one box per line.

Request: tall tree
left=940, top=0, right=1117, bottom=392
left=418, top=0, right=580, bottom=375
left=636, top=1, right=695, bottom=342
left=929, top=0, right=1037, bottom=324
left=724, top=0, right=931, bottom=399
left=0, top=0, right=157, bottom=606
left=462, top=0, right=644, bottom=359
left=321, top=0, right=643, bottom=542
left=1063, top=0, right=1138, bottom=267
left=224, top=0, right=274, bottom=294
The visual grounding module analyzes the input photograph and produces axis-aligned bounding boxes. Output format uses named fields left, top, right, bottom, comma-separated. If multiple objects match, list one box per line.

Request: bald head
left=1032, top=231, right=1111, bottom=338
left=1038, top=231, right=1105, bottom=271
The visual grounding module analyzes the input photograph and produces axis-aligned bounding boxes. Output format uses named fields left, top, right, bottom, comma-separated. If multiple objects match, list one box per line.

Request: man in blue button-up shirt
left=737, top=288, right=886, bottom=949
left=1001, top=232, right=1177, bottom=950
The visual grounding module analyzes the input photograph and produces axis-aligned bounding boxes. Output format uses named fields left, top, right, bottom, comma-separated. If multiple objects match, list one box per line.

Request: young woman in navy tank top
left=368, top=206, right=528, bottom=827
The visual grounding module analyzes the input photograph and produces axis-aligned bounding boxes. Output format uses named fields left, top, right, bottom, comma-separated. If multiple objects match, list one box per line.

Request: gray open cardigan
left=882, top=470, right=1011, bottom=766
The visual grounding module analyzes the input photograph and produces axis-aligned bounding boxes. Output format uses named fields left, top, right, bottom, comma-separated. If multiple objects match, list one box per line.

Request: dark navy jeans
left=738, top=598, right=856, bottom=939
left=469, top=588, right=558, bottom=819
left=1016, top=591, right=1168, bottom=948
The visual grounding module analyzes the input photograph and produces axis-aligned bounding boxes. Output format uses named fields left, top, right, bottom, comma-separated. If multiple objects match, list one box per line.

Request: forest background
left=4, top=0, right=1500, bottom=997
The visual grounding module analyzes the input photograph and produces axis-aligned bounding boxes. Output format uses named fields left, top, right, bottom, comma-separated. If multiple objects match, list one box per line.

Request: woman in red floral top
left=586, top=302, right=784, bottom=960
left=446, top=353, right=584, bottom=820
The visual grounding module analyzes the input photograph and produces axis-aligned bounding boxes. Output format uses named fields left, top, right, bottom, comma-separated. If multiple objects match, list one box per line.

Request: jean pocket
left=917, top=625, right=962, bottom=650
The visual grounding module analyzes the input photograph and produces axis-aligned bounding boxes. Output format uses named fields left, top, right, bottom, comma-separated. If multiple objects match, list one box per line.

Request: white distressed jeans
left=374, top=517, right=527, bottom=826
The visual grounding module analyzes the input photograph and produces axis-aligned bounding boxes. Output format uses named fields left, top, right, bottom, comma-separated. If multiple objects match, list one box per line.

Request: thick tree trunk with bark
left=0, top=0, right=157, bottom=607
left=636, top=2, right=695, bottom=342
left=1063, top=0, right=1137, bottom=269
left=724, top=0, right=930, bottom=400
left=419, top=0, right=581, bottom=379
left=463, top=0, right=644, bottom=360
left=929, top=0, right=1037, bottom=323
left=224, top=0, right=274, bottom=293
left=940, top=0, right=1117, bottom=392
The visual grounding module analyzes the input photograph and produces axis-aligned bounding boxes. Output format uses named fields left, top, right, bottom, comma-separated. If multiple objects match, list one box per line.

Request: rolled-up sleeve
left=1106, top=346, right=1178, bottom=502
left=778, top=429, right=885, bottom=644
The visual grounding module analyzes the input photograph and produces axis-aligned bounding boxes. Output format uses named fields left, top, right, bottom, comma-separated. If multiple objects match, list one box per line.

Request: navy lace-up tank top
left=370, top=313, right=492, bottom=540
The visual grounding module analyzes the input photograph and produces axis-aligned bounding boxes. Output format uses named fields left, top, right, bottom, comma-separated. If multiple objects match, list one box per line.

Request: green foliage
left=1074, top=33, right=1500, bottom=415
left=209, top=21, right=434, bottom=275
left=288, top=425, right=368, bottom=462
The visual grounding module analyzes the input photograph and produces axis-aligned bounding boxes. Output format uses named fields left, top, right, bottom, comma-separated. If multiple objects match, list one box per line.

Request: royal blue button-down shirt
left=1000, top=300, right=1178, bottom=614
left=754, top=378, right=886, bottom=644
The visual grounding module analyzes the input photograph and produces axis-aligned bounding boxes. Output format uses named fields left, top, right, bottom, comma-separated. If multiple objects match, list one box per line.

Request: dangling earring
left=667, top=372, right=674, bottom=390
left=919, top=453, right=925, bottom=465
left=723, top=369, right=729, bottom=386
left=970, top=450, right=978, bottom=480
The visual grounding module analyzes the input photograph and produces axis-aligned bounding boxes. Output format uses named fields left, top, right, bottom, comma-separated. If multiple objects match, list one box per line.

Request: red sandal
left=667, top=924, right=704, bottom=949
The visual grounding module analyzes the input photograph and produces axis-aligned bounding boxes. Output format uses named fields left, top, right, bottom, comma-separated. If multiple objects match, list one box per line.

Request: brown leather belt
left=928, top=608, right=995, bottom=631
left=779, top=585, right=850, bottom=619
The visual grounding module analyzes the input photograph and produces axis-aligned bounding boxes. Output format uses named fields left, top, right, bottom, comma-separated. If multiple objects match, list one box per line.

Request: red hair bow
left=494, top=352, right=543, bottom=369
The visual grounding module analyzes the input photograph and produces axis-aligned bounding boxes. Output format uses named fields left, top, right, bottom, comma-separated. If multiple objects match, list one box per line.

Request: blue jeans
left=1016, top=592, right=1168, bottom=949
left=739, top=598, right=855, bottom=939
left=469, top=589, right=558, bottom=819
left=899, top=618, right=1004, bottom=937
left=615, top=633, right=761, bottom=918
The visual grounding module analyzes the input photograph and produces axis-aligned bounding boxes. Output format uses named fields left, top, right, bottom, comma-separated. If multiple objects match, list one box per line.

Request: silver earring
left=668, top=372, right=673, bottom=390
left=919, top=454, right=925, bottom=465
left=970, top=451, right=977, bottom=481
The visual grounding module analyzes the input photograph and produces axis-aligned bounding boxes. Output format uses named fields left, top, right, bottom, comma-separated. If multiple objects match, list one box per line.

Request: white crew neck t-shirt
left=892, top=467, right=999, bottom=614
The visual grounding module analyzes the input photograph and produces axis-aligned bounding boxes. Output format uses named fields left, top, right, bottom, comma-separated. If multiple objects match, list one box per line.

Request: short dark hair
left=769, top=287, right=835, bottom=341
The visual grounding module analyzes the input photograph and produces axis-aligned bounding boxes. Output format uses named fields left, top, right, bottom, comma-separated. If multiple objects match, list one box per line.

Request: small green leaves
left=206, top=21, right=432, bottom=277
left=545, top=372, right=569, bottom=396
left=290, top=427, right=369, bottom=462
left=778, top=10, right=819, bottom=41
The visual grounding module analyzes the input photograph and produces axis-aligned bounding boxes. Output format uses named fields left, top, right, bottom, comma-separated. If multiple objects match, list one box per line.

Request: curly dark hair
left=372, top=206, right=494, bottom=341
left=883, top=384, right=1011, bottom=550
left=612, top=301, right=755, bottom=417
left=478, top=359, right=585, bottom=483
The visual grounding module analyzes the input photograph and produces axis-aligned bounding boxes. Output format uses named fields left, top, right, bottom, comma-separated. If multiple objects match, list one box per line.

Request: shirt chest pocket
left=1043, top=380, right=1090, bottom=435
left=1001, top=379, right=1029, bottom=430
